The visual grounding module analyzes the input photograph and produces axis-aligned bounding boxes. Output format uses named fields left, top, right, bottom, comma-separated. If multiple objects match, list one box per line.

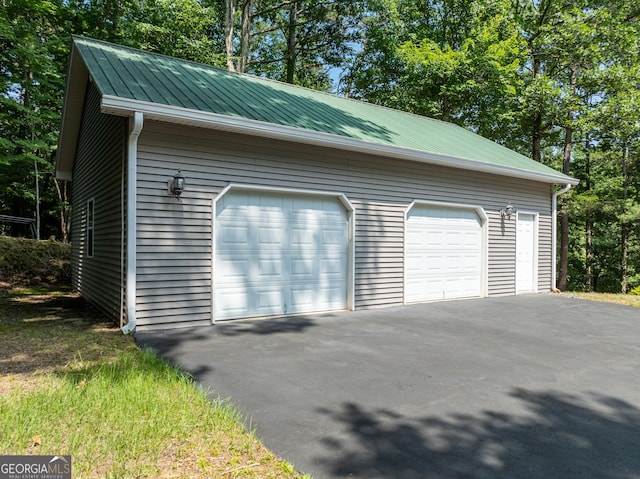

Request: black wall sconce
left=500, top=203, right=515, bottom=220
left=169, top=170, right=185, bottom=199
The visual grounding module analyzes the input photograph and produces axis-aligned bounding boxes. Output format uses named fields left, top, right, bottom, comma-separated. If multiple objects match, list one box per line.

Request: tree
left=345, top=0, right=526, bottom=148
left=244, top=0, right=364, bottom=88
left=589, top=68, right=640, bottom=292
left=0, top=0, right=69, bottom=240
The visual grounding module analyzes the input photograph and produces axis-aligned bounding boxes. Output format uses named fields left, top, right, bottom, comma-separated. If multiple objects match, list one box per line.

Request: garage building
left=56, top=37, right=577, bottom=330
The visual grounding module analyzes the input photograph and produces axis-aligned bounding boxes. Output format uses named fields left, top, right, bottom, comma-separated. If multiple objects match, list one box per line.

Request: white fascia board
left=101, top=95, right=579, bottom=186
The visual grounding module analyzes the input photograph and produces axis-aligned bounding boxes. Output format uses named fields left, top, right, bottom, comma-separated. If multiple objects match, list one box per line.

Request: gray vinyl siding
left=538, top=206, right=553, bottom=291
left=488, top=212, right=516, bottom=296
left=71, top=81, right=125, bottom=320
left=134, top=121, right=554, bottom=327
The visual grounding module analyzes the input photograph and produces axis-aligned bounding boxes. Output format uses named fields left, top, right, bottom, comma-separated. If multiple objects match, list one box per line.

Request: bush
left=0, top=236, right=71, bottom=287
left=630, top=285, right=640, bottom=296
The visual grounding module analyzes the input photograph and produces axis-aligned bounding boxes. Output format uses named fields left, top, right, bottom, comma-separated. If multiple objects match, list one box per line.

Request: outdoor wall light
left=169, top=170, right=186, bottom=198
left=500, top=203, right=516, bottom=220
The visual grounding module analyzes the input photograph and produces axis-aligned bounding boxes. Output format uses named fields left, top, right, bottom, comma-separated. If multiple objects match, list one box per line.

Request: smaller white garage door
left=215, top=189, right=350, bottom=320
left=516, top=213, right=537, bottom=293
left=405, top=204, right=484, bottom=302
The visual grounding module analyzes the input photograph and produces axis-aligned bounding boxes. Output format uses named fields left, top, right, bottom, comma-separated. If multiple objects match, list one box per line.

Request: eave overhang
left=56, top=44, right=89, bottom=181
left=99, top=95, right=578, bottom=186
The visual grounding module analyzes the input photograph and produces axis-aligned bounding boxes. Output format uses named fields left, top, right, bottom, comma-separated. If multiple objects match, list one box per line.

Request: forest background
left=1, top=0, right=639, bottom=292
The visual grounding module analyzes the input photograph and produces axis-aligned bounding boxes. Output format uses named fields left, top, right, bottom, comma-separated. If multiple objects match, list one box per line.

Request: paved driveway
left=136, top=295, right=640, bottom=479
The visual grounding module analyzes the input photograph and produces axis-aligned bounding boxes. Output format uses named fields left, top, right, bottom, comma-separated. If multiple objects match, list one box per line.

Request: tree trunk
left=559, top=213, right=569, bottom=290
left=531, top=55, right=542, bottom=162
left=584, top=135, right=592, bottom=292
left=621, top=224, right=628, bottom=293
left=557, top=67, right=577, bottom=291
left=585, top=217, right=592, bottom=292
left=225, top=0, right=237, bottom=71
left=53, top=177, right=70, bottom=243
left=34, top=159, right=40, bottom=240
left=621, top=142, right=629, bottom=293
left=285, top=1, right=298, bottom=83
left=532, top=113, right=542, bottom=162
left=238, top=0, right=253, bottom=72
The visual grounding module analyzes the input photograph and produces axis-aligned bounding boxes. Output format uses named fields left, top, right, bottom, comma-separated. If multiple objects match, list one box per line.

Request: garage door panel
left=322, top=229, right=344, bottom=245
left=291, top=228, right=315, bottom=245
left=321, top=258, right=345, bottom=275
left=290, top=284, right=316, bottom=309
left=257, top=289, right=283, bottom=313
left=257, top=258, right=283, bottom=278
left=258, top=226, right=285, bottom=245
left=215, top=190, right=348, bottom=320
left=417, top=279, right=444, bottom=301
left=217, top=258, right=249, bottom=282
left=291, top=258, right=314, bottom=278
left=219, top=224, right=250, bottom=245
left=406, top=204, right=483, bottom=303
left=426, top=232, right=445, bottom=246
left=444, top=278, right=478, bottom=297
left=215, top=288, right=250, bottom=317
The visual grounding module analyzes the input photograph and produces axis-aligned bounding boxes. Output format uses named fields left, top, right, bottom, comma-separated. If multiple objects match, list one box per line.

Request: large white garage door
left=405, top=204, right=483, bottom=302
left=215, top=189, right=349, bottom=320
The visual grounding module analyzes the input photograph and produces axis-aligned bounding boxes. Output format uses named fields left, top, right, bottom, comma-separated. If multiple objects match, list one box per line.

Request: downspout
left=551, top=183, right=572, bottom=291
left=121, top=112, right=144, bottom=334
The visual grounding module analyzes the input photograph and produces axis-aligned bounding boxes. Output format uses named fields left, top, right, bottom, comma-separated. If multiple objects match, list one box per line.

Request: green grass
left=2, top=350, right=256, bottom=477
left=0, top=287, right=309, bottom=478
left=564, top=291, right=640, bottom=308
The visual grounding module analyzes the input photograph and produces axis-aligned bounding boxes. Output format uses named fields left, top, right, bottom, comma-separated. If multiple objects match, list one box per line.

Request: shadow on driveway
left=315, top=389, right=640, bottom=479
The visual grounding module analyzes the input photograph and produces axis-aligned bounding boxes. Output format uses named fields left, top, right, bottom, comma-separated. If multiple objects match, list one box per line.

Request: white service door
left=405, top=205, right=483, bottom=302
left=215, top=190, right=348, bottom=320
left=516, top=213, right=537, bottom=293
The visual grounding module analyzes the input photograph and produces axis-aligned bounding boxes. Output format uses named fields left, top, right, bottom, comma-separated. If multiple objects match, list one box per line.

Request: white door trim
left=211, top=183, right=355, bottom=323
left=515, top=211, right=539, bottom=294
left=403, top=200, right=488, bottom=303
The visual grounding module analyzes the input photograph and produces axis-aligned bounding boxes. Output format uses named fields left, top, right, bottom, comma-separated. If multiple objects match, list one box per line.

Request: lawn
left=0, top=285, right=307, bottom=478
left=563, top=291, right=640, bottom=308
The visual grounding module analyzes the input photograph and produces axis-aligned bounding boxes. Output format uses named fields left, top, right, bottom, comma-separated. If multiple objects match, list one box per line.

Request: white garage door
left=516, top=213, right=537, bottom=293
left=405, top=204, right=483, bottom=302
left=215, top=189, right=349, bottom=320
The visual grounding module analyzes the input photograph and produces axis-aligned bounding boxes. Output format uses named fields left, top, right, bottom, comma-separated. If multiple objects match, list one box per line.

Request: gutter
left=551, top=183, right=572, bottom=290
left=121, top=112, right=144, bottom=334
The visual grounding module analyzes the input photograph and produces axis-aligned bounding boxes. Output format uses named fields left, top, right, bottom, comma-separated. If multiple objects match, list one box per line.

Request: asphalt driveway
left=136, top=295, right=640, bottom=479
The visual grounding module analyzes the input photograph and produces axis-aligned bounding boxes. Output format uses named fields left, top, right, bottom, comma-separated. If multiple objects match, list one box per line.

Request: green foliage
left=0, top=236, right=70, bottom=286
left=630, top=285, right=640, bottom=296
left=108, top=0, right=226, bottom=66
left=0, top=0, right=68, bottom=238
left=248, top=0, right=365, bottom=89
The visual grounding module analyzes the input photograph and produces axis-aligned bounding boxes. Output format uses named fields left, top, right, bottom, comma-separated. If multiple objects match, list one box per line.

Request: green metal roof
left=59, top=36, right=576, bottom=184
